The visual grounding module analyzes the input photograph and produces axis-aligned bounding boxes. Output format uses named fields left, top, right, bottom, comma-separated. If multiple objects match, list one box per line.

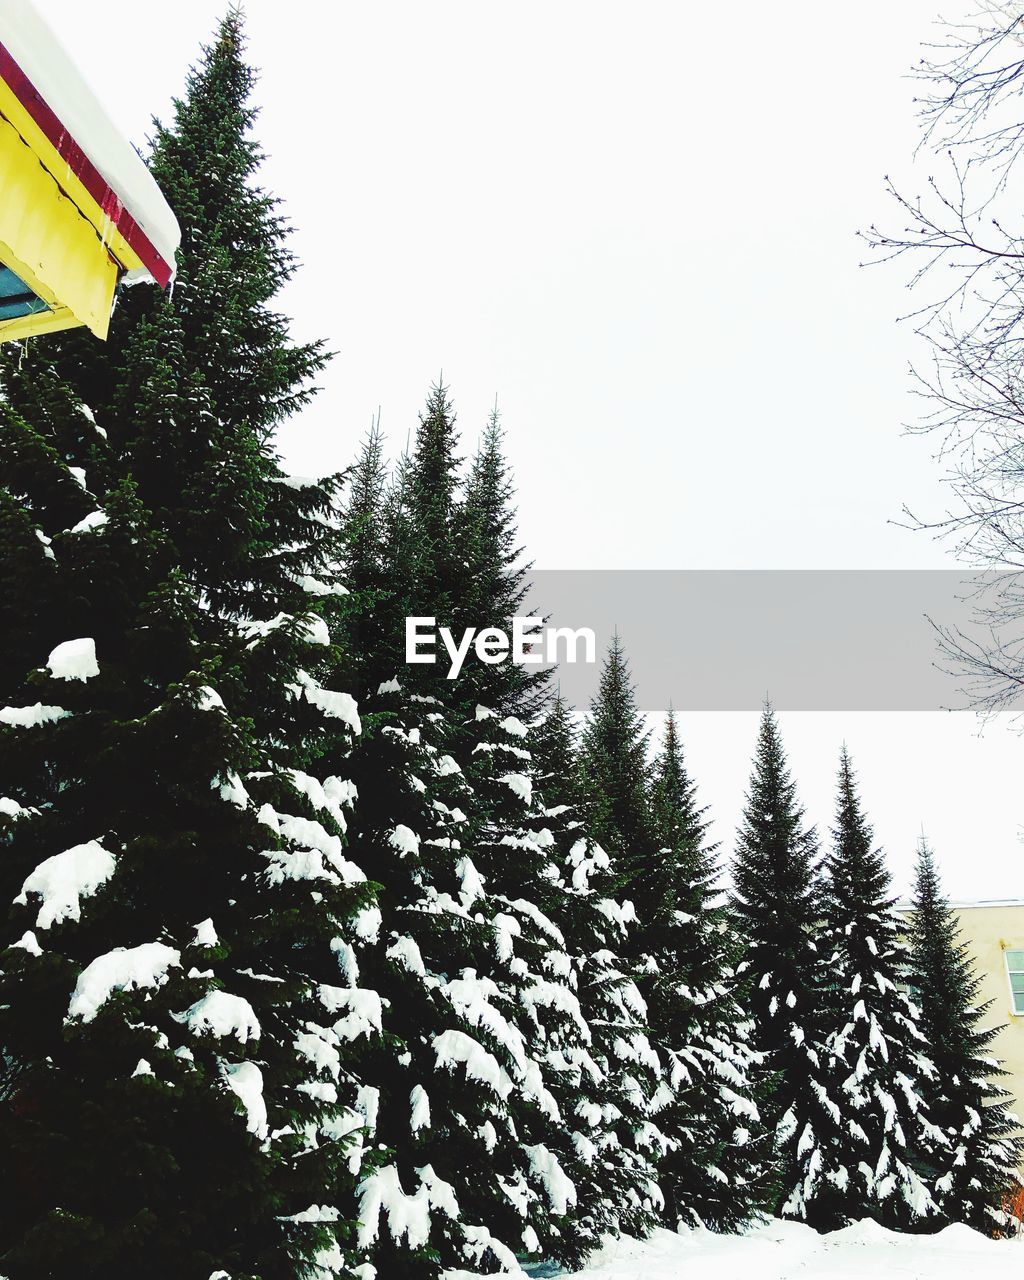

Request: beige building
left=951, top=901, right=1024, bottom=1124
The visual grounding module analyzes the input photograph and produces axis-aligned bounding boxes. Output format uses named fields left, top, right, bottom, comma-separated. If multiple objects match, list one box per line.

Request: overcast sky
left=35, top=0, right=1024, bottom=897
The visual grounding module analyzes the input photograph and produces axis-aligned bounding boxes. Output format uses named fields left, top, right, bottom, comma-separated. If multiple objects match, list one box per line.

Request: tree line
left=0, top=14, right=1020, bottom=1280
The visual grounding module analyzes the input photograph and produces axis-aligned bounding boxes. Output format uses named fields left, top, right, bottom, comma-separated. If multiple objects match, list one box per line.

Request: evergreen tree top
left=650, top=708, right=714, bottom=862
left=908, top=837, right=988, bottom=1057
left=732, top=703, right=819, bottom=920
left=344, top=418, right=388, bottom=593
left=533, top=694, right=575, bottom=782
left=579, top=634, right=653, bottom=862
left=824, top=747, right=895, bottom=921
left=459, top=403, right=546, bottom=717
left=463, top=405, right=529, bottom=606
left=146, top=9, right=329, bottom=430
left=410, top=379, right=462, bottom=548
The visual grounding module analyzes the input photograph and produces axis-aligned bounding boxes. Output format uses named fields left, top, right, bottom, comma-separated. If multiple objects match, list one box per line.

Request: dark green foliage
left=731, top=706, right=832, bottom=1218
left=0, top=375, right=373, bottom=1278
left=789, top=750, right=943, bottom=1230
left=577, top=635, right=654, bottom=864
left=644, top=712, right=773, bottom=1230
left=529, top=696, right=669, bottom=1253
left=0, top=15, right=375, bottom=1277
left=458, top=407, right=546, bottom=720
left=907, top=839, right=1024, bottom=1231
left=42, top=12, right=336, bottom=625
left=577, top=643, right=770, bottom=1235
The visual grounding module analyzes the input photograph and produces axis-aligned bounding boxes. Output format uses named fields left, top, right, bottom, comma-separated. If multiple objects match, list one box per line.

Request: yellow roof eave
left=0, top=73, right=145, bottom=277
left=0, top=106, right=118, bottom=340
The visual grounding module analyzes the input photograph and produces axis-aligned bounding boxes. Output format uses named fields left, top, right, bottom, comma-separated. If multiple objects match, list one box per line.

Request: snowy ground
left=448, top=1219, right=1023, bottom=1280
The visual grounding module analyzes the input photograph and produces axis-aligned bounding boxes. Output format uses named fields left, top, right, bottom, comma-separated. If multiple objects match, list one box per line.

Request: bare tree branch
left=866, top=4, right=1024, bottom=713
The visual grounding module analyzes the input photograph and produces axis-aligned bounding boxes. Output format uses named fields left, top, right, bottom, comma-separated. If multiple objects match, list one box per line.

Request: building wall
left=952, top=903, right=1024, bottom=1125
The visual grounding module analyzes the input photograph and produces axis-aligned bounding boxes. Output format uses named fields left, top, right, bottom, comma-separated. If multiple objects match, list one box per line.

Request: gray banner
left=502, top=570, right=1024, bottom=712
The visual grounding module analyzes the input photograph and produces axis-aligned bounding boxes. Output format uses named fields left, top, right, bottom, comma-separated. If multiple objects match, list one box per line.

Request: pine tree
left=730, top=705, right=834, bottom=1219
left=318, top=676, right=624, bottom=1275
left=644, top=711, right=772, bottom=1230
left=338, top=420, right=393, bottom=695
left=0, top=16, right=386, bottom=1277
left=43, top=11, right=337, bottom=626
left=0, top=370, right=375, bottom=1279
left=907, top=838, right=1023, bottom=1231
left=577, top=635, right=654, bottom=865
left=405, top=381, right=465, bottom=636
left=319, top=397, right=594, bottom=1274
left=796, top=750, right=944, bottom=1231
left=325, top=398, right=685, bottom=1272
left=574, top=642, right=695, bottom=1230
left=526, top=697, right=671, bottom=1256
left=459, top=406, right=545, bottom=719
left=321, top=675, right=502, bottom=1279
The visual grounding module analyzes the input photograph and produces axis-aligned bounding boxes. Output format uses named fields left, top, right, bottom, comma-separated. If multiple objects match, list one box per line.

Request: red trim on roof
left=0, top=39, right=173, bottom=289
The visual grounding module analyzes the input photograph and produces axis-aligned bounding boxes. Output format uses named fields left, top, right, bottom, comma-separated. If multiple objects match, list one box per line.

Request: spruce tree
left=575, top=642, right=707, bottom=1231
left=907, top=838, right=1023, bottom=1231
left=325, top=395, right=683, bottom=1272
left=43, top=11, right=337, bottom=627
left=524, top=695, right=669, bottom=1258
left=577, top=635, right=654, bottom=865
left=320, top=396, right=603, bottom=1274
left=0, top=371, right=375, bottom=1279
left=0, top=16, right=385, bottom=1277
left=322, top=675, right=507, bottom=1278
left=797, top=750, right=944, bottom=1230
left=730, top=705, right=834, bottom=1220
left=459, top=407, right=545, bottom=719
left=319, top=671, right=623, bottom=1275
left=404, top=381, right=465, bottom=638
left=645, top=711, right=772, bottom=1229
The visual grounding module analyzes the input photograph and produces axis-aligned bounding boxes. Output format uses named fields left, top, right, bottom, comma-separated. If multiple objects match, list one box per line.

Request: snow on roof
left=0, top=1, right=179, bottom=285
left=895, top=897, right=1024, bottom=911
left=950, top=898, right=1024, bottom=910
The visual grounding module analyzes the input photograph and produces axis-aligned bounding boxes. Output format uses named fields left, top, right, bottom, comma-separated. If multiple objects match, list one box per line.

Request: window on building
left=0, top=264, right=48, bottom=323
left=1006, top=950, right=1024, bottom=1015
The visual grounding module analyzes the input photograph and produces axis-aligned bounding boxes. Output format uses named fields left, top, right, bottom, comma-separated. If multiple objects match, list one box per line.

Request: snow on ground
left=446, top=1220, right=1022, bottom=1280
left=578, top=1221, right=1021, bottom=1280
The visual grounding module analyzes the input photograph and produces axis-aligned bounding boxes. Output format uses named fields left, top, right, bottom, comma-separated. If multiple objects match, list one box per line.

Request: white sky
left=35, top=0, right=1024, bottom=897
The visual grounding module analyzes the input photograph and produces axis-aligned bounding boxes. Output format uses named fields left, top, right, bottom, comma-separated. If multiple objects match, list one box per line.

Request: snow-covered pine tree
left=316, top=395, right=611, bottom=1275
left=730, top=705, right=835, bottom=1219
left=573, top=641, right=689, bottom=1225
left=529, top=696, right=669, bottom=1257
left=800, top=750, right=945, bottom=1231
left=907, top=838, right=1023, bottom=1231
left=449, top=703, right=595, bottom=1266
left=325, top=675, right=518, bottom=1279
left=0, top=369, right=375, bottom=1279
left=0, top=17, right=392, bottom=1276
left=644, top=710, right=772, bottom=1230
left=447, top=414, right=663, bottom=1263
